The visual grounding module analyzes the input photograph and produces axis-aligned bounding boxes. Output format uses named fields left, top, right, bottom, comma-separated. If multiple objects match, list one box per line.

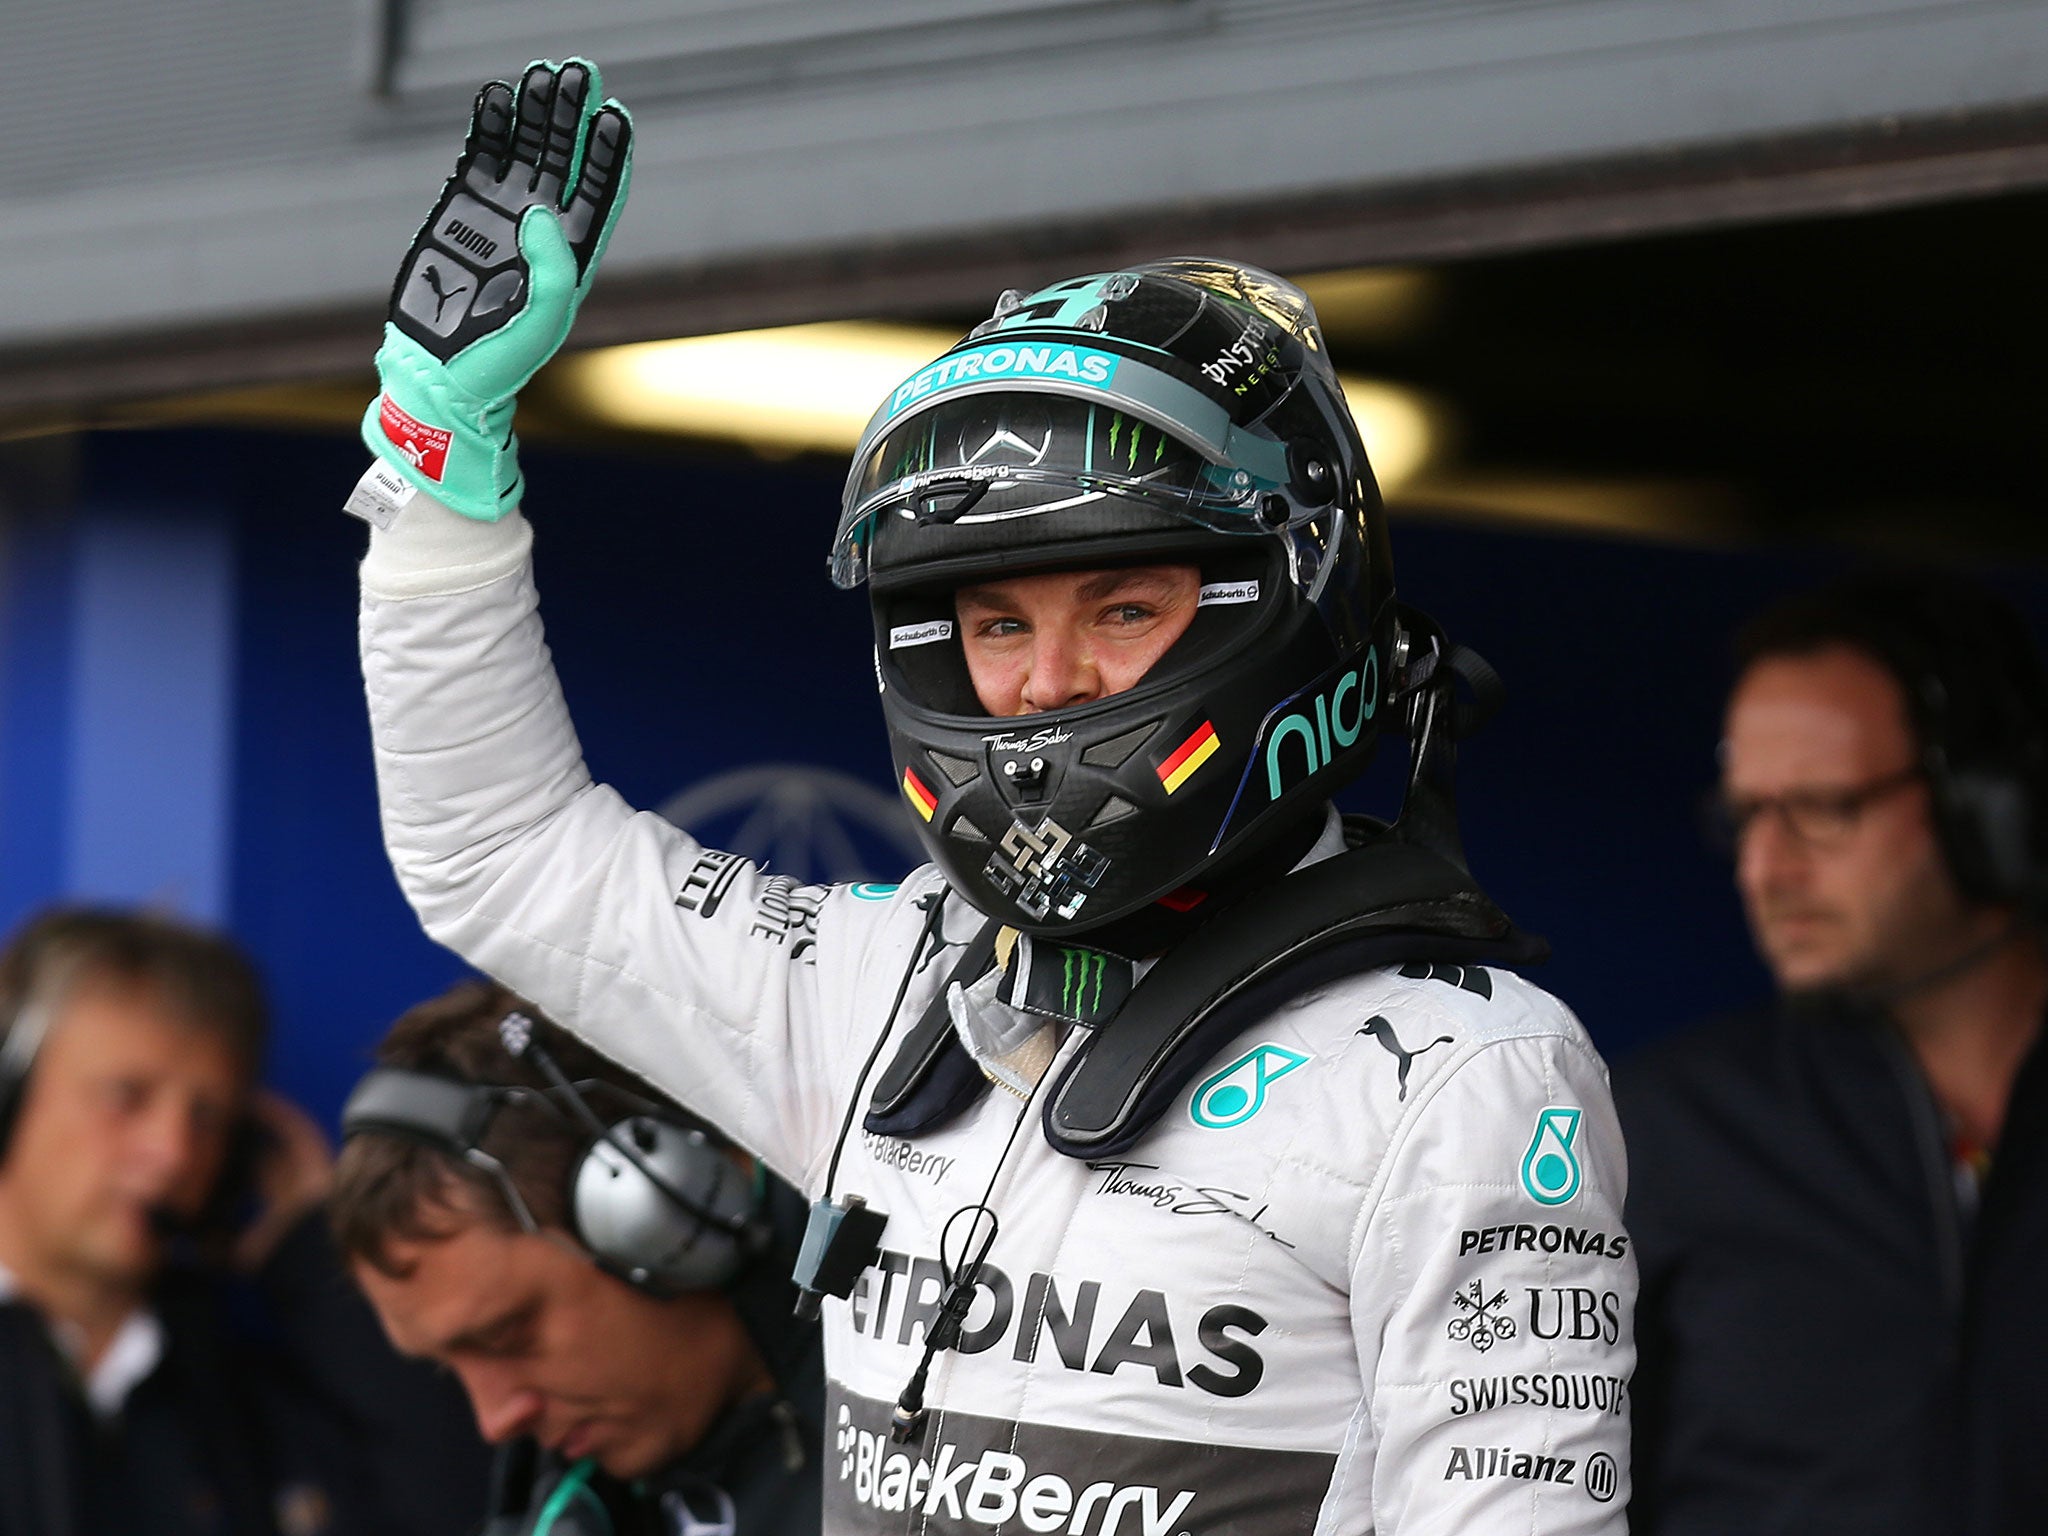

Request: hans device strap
left=863, top=920, right=1004, bottom=1137
left=1042, top=832, right=1543, bottom=1157
left=866, top=822, right=1544, bottom=1157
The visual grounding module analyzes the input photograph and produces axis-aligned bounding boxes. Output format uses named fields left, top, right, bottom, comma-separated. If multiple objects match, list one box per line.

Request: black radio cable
left=890, top=1065, right=1044, bottom=1444
left=823, top=886, right=951, bottom=1199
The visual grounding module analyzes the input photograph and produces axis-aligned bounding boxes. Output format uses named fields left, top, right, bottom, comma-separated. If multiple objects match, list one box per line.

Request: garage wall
left=1, top=0, right=2046, bottom=366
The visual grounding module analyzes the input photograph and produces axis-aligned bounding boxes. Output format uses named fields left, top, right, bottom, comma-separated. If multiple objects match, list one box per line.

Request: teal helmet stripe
left=846, top=345, right=1293, bottom=516
left=833, top=344, right=1301, bottom=590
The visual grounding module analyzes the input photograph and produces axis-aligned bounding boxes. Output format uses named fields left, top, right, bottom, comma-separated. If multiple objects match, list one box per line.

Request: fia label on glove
left=376, top=394, right=453, bottom=482
left=343, top=461, right=420, bottom=530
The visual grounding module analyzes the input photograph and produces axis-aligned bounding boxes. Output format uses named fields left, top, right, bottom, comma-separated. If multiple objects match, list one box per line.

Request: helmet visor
left=835, top=393, right=1286, bottom=588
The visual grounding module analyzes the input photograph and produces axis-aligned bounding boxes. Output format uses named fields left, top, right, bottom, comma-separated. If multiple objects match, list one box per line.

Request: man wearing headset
left=0, top=906, right=488, bottom=1536
left=348, top=58, right=1632, bottom=1535
left=333, top=981, right=823, bottom=1536
left=1618, top=572, right=2048, bottom=1536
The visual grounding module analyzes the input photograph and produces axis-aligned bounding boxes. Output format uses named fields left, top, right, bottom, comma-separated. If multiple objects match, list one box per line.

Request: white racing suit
left=359, top=496, right=1636, bottom=1536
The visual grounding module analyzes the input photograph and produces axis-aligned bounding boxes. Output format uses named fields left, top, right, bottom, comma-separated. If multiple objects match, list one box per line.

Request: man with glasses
left=1617, top=571, right=2048, bottom=1536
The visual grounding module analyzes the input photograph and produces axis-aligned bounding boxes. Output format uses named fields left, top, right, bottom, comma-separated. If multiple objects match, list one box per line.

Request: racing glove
left=362, top=58, right=632, bottom=521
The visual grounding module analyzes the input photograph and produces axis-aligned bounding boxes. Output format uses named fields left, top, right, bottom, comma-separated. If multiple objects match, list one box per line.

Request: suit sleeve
left=358, top=493, right=930, bottom=1191
left=1345, top=1021, right=1636, bottom=1534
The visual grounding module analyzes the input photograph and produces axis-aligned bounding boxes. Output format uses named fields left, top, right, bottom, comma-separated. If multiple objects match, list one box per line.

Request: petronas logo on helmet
left=887, top=343, right=1119, bottom=418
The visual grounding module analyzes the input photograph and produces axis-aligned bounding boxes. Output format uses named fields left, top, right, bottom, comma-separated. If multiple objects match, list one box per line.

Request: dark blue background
left=4, top=425, right=2036, bottom=1127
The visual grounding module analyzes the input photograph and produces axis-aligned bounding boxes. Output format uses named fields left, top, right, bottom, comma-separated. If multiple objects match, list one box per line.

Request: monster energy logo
left=1105, top=412, right=1169, bottom=472
left=1060, top=947, right=1108, bottom=1014
left=1012, top=940, right=1130, bottom=1025
left=890, top=422, right=937, bottom=482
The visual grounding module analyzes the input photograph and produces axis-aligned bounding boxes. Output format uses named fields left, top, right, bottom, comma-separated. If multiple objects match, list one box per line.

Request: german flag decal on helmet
left=902, top=767, right=938, bottom=822
left=1157, top=721, right=1220, bottom=795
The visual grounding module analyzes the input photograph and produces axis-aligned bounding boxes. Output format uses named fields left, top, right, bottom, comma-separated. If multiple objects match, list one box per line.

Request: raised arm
left=351, top=60, right=934, bottom=1189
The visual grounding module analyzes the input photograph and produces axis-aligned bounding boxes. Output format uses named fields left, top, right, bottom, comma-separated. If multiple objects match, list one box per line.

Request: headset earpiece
left=0, top=1035, right=25, bottom=1164
left=1935, top=766, right=2040, bottom=909
left=571, top=1117, right=757, bottom=1293
left=0, top=980, right=63, bottom=1167
left=0, top=1058, right=23, bottom=1165
left=342, top=1064, right=769, bottom=1297
left=1900, top=637, right=2048, bottom=913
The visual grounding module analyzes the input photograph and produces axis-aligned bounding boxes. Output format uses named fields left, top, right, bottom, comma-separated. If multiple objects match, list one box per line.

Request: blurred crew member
left=1618, top=572, right=2048, bottom=1536
left=334, top=981, right=821, bottom=1536
left=0, top=906, right=486, bottom=1536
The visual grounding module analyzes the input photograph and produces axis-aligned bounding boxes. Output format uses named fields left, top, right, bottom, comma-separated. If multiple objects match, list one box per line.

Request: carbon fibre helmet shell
left=836, top=258, right=1398, bottom=935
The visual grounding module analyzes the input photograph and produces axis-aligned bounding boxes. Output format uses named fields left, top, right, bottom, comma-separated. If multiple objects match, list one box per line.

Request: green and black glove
left=362, top=58, right=632, bottom=521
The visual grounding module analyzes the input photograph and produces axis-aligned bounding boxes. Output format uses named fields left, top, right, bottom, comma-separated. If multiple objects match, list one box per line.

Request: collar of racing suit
left=867, top=806, right=1547, bottom=1157
left=497, top=1392, right=811, bottom=1536
left=952, top=810, right=1355, bottom=1093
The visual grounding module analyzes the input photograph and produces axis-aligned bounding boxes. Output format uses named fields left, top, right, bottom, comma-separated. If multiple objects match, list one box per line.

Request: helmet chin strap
left=1389, top=606, right=1506, bottom=876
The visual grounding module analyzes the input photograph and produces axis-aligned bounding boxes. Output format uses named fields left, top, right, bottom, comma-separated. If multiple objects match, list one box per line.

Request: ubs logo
left=1527, top=1287, right=1623, bottom=1346
left=1447, top=1280, right=1517, bottom=1354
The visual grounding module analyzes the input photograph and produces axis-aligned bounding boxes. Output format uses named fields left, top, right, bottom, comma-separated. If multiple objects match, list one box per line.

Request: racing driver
left=350, top=58, right=1635, bottom=1536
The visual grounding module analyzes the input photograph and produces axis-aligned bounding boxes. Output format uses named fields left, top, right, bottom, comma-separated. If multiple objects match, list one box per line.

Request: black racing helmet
left=831, top=257, right=1399, bottom=935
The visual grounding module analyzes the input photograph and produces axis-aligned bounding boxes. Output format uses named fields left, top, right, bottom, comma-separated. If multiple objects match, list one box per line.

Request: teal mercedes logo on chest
left=1189, top=1043, right=1310, bottom=1130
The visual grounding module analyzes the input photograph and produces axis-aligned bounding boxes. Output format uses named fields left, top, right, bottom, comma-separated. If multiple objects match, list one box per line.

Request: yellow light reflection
left=556, top=323, right=1441, bottom=491
left=1297, top=268, right=1440, bottom=346
left=560, top=323, right=954, bottom=455
left=1340, top=375, right=1438, bottom=495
